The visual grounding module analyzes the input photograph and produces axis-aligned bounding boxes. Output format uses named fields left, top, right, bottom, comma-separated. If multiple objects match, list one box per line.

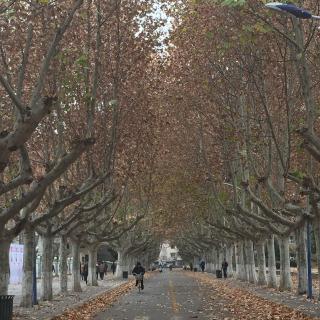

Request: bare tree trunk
left=115, top=251, right=131, bottom=277
left=279, top=236, right=292, bottom=291
left=226, top=246, right=234, bottom=277
left=59, top=236, right=68, bottom=293
left=212, top=248, right=218, bottom=273
left=235, top=241, right=246, bottom=280
left=0, top=237, right=11, bottom=295
left=88, top=245, right=98, bottom=286
left=70, top=239, right=82, bottom=292
left=41, top=235, right=53, bottom=301
left=20, top=228, right=34, bottom=307
left=244, top=240, right=257, bottom=284
left=296, top=223, right=308, bottom=295
left=267, top=235, right=277, bottom=288
left=256, top=240, right=267, bottom=285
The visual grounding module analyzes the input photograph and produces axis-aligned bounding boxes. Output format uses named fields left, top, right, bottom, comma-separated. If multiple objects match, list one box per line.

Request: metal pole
left=32, top=235, right=38, bottom=305
left=307, top=220, right=313, bottom=299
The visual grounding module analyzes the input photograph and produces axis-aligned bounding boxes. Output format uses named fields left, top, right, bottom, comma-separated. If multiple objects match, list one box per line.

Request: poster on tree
left=9, top=243, right=24, bottom=285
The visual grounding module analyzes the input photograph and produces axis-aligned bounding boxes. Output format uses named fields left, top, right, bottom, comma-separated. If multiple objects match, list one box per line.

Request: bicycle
left=133, top=273, right=143, bottom=293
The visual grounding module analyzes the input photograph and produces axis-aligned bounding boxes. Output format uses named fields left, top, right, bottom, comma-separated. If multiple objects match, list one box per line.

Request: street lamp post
left=265, top=1, right=315, bottom=300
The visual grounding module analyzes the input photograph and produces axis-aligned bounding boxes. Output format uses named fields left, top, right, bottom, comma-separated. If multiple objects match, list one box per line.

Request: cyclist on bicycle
left=132, top=261, right=145, bottom=290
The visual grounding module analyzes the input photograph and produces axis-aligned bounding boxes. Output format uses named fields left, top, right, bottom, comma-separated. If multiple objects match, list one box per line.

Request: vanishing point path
left=94, top=270, right=232, bottom=320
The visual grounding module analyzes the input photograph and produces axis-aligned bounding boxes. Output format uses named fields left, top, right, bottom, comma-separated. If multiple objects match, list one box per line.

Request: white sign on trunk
left=9, top=244, right=24, bottom=285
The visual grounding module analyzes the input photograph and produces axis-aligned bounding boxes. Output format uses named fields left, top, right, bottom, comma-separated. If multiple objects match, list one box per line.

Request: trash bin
left=122, top=271, right=128, bottom=279
left=216, top=270, right=222, bottom=278
left=193, top=268, right=197, bottom=272
left=0, top=295, right=14, bottom=320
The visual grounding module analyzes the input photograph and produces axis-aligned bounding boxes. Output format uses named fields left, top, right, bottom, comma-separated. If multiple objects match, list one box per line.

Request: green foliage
left=218, top=0, right=246, bottom=6
left=291, top=170, right=306, bottom=180
left=75, top=54, right=88, bottom=68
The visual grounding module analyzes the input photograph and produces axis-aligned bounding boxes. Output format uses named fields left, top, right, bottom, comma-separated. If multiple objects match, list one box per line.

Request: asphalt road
left=94, top=270, right=230, bottom=320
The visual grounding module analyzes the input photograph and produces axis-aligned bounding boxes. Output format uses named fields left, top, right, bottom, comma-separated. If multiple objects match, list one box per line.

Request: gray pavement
left=9, top=273, right=117, bottom=306
left=94, top=270, right=232, bottom=320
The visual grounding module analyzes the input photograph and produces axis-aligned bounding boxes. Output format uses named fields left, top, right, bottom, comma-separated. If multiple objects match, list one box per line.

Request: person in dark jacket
left=222, top=260, right=228, bottom=278
left=200, top=260, right=205, bottom=272
left=83, top=262, right=88, bottom=284
left=132, top=262, right=145, bottom=290
left=111, top=262, right=116, bottom=275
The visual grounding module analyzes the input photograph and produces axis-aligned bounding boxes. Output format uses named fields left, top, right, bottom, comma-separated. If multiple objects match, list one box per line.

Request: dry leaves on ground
left=51, top=281, right=135, bottom=320
left=187, top=273, right=318, bottom=320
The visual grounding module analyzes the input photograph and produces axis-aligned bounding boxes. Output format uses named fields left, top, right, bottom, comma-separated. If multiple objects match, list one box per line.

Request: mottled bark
left=244, top=240, right=257, bottom=284
left=88, top=245, right=98, bottom=286
left=115, top=251, right=133, bottom=277
left=256, top=240, right=267, bottom=285
left=20, top=228, right=34, bottom=307
left=0, top=237, right=10, bottom=295
left=279, top=236, right=292, bottom=291
left=296, top=224, right=307, bottom=295
left=41, top=235, right=53, bottom=301
left=226, top=246, right=234, bottom=277
left=267, top=235, right=277, bottom=288
left=70, top=239, right=82, bottom=292
left=59, top=236, right=68, bottom=293
left=235, top=242, right=246, bottom=280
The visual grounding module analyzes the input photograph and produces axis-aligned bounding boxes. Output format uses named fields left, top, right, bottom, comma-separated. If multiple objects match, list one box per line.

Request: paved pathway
left=94, top=270, right=232, bottom=320
left=13, top=275, right=124, bottom=320
left=9, top=273, right=117, bottom=306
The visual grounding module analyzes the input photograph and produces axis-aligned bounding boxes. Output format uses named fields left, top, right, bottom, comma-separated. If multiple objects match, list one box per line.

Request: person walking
left=111, top=261, right=116, bottom=275
left=222, top=259, right=228, bottom=278
left=99, top=262, right=105, bottom=280
left=80, top=262, right=85, bottom=280
left=96, top=263, right=99, bottom=279
left=104, top=262, right=108, bottom=276
left=200, top=260, right=205, bottom=272
left=83, top=262, right=88, bottom=284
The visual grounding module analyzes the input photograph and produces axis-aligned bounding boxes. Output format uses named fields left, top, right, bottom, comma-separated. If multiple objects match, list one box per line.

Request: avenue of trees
left=161, top=0, right=320, bottom=299
left=2, top=0, right=320, bottom=311
left=0, top=0, right=164, bottom=307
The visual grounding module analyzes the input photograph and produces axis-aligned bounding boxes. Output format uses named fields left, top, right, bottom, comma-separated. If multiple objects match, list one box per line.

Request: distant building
left=159, top=242, right=183, bottom=267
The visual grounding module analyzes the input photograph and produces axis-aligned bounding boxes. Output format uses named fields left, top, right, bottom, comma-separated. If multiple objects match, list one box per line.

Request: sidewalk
left=12, top=274, right=126, bottom=320
left=205, top=271, right=320, bottom=318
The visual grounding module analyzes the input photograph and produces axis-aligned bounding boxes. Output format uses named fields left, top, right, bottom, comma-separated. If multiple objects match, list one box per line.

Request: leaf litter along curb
left=186, top=272, right=318, bottom=320
left=51, top=281, right=135, bottom=320
left=52, top=273, right=154, bottom=320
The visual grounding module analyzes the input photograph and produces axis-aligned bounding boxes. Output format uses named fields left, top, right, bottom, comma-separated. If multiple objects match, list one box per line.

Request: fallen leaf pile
left=52, top=273, right=154, bottom=320
left=51, top=281, right=134, bottom=320
left=187, top=272, right=318, bottom=320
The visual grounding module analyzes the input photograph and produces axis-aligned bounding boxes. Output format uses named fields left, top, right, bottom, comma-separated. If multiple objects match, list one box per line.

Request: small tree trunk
left=59, top=236, right=68, bottom=293
left=41, top=235, right=53, bottom=301
left=0, top=237, right=11, bottom=295
left=226, top=246, right=234, bottom=277
left=20, top=228, right=34, bottom=307
left=279, top=236, right=292, bottom=291
left=88, top=245, right=98, bottom=286
left=267, top=235, right=277, bottom=288
left=256, top=240, right=267, bottom=285
left=235, top=241, right=246, bottom=281
left=244, top=240, right=257, bottom=284
left=296, top=224, right=308, bottom=295
left=70, top=239, right=82, bottom=292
